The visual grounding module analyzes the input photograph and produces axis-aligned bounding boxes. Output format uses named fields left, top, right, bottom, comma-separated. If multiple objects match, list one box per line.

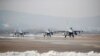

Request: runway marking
left=82, top=44, right=100, bottom=48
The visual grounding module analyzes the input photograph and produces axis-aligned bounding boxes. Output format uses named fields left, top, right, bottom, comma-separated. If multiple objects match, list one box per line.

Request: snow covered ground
left=0, top=50, right=100, bottom=56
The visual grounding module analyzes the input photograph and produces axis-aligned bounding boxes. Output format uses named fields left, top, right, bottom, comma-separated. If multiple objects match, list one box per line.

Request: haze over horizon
left=0, top=0, right=100, bottom=31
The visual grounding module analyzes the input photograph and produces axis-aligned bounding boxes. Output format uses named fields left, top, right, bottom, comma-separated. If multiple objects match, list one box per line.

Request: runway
left=0, top=35, right=100, bottom=53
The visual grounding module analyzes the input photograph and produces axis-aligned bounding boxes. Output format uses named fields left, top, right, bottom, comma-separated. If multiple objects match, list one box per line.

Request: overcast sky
left=0, top=0, right=100, bottom=31
left=0, top=0, right=100, bottom=17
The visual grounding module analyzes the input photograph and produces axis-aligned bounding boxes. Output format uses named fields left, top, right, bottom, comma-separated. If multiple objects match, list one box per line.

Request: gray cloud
left=0, top=11, right=100, bottom=31
left=0, top=0, right=100, bottom=17
left=0, top=0, right=100, bottom=31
